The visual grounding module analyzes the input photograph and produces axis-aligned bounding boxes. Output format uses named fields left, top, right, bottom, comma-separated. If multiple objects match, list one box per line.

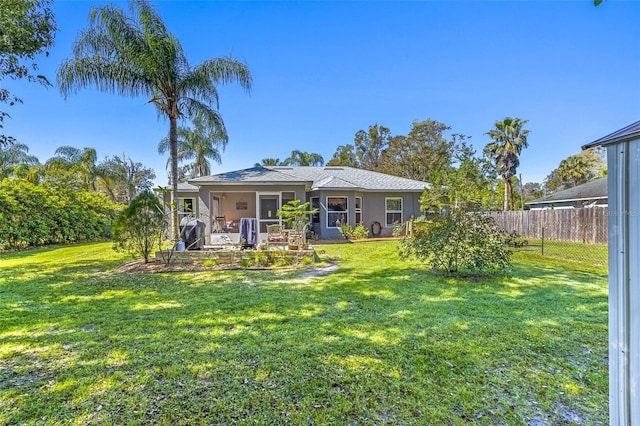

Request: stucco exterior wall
left=311, top=191, right=423, bottom=239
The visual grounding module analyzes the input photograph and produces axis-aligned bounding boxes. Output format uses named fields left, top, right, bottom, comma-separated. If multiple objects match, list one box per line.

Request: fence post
left=541, top=225, right=544, bottom=256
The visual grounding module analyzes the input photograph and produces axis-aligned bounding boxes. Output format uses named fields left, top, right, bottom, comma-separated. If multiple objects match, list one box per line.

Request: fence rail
left=485, top=208, right=608, bottom=244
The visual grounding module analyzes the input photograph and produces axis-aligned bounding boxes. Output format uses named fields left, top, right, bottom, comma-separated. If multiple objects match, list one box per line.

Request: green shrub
left=112, top=191, right=165, bottom=263
left=341, top=223, right=369, bottom=240
left=392, top=221, right=404, bottom=237
left=351, top=223, right=369, bottom=239
left=399, top=209, right=511, bottom=274
left=0, top=179, right=118, bottom=250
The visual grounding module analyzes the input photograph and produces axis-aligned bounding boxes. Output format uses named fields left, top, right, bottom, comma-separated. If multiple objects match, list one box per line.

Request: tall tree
left=544, top=147, right=606, bottom=192
left=381, top=119, right=456, bottom=184
left=57, top=0, right=252, bottom=240
left=0, top=0, right=57, bottom=147
left=0, top=142, right=39, bottom=181
left=447, top=137, right=496, bottom=211
left=158, top=113, right=227, bottom=178
left=99, top=154, right=155, bottom=204
left=282, top=150, right=324, bottom=166
left=326, top=144, right=358, bottom=167
left=254, top=158, right=281, bottom=167
left=484, top=117, right=530, bottom=211
left=44, top=146, right=101, bottom=191
left=354, top=124, right=391, bottom=171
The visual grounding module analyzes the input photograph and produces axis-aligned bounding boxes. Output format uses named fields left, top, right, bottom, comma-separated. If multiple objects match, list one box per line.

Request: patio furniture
left=213, top=216, right=227, bottom=233
left=179, top=216, right=206, bottom=250
left=266, top=224, right=288, bottom=249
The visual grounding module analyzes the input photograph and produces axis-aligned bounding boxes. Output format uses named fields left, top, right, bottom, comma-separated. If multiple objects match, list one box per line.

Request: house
left=526, top=177, right=607, bottom=210
left=582, top=120, right=640, bottom=425
left=165, top=166, right=430, bottom=243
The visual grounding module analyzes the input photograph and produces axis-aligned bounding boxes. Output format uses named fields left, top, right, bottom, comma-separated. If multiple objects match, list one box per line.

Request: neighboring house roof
left=188, top=166, right=430, bottom=192
left=582, top=120, right=640, bottom=149
left=526, top=177, right=607, bottom=206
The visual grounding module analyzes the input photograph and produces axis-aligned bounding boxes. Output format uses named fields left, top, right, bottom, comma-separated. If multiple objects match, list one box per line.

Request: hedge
left=0, top=179, right=120, bottom=250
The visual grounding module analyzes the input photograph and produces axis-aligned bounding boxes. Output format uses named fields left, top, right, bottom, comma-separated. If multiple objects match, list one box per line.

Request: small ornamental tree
left=112, top=191, right=166, bottom=263
left=277, top=200, right=317, bottom=232
left=399, top=209, right=511, bottom=274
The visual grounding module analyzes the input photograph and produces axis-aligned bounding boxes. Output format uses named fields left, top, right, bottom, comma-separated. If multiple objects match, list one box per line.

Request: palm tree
left=484, top=117, right=530, bottom=211
left=282, top=150, right=324, bottom=166
left=57, top=0, right=252, bottom=240
left=158, top=113, right=227, bottom=178
left=44, top=146, right=100, bottom=190
left=0, top=142, right=39, bottom=181
left=254, top=158, right=282, bottom=167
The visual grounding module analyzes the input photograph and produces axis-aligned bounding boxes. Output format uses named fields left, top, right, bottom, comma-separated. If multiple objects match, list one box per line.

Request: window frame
left=326, top=196, right=348, bottom=229
left=355, top=196, right=363, bottom=225
left=177, top=197, right=196, bottom=222
left=310, top=197, right=320, bottom=224
left=385, top=197, right=403, bottom=227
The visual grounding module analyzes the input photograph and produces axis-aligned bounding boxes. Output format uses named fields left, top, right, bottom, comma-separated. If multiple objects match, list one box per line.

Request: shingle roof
left=582, top=120, right=640, bottom=149
left=312, top=175, right=361, bottom=190
left=188, top=166, right=429, bottom=192
left=271, top=166, right=429, bottom=192
left=188, top=166, right=311, bottom=185
left=526, top=177, right=607, bottom=206
left=177, top=183, right=199, bottom=192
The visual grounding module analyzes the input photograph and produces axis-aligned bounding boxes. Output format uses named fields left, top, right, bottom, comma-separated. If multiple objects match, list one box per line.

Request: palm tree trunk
left=503, top=178, right=510, bottom=211
left=170, top=115, right=180, bottom=242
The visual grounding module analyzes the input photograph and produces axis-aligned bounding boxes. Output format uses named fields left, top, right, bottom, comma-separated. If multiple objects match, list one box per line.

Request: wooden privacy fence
left=485, top=208, right=608, bottom=244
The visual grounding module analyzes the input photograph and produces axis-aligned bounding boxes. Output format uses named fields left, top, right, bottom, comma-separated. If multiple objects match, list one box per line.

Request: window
left=178, top=198, right=195, bottom=220
left=311, top=197, right=320, bottom=224
left=385, top=197, right=402, bottom=227
left=327, top=196, right=347, bottom=228
left=355, top=196, right=362, bottom=224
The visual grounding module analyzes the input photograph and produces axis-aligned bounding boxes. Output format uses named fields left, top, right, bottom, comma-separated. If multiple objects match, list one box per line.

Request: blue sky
left=4, top=0, right=640, bottom=186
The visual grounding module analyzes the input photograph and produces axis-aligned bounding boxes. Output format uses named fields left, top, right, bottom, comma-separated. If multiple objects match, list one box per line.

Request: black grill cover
left=179, top=216, right=206, bottom=250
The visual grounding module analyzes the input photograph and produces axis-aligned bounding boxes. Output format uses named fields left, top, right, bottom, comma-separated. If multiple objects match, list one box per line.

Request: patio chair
left=266, top=224, right=288, bottom=249
left=213, top=216, right=227, bottom=233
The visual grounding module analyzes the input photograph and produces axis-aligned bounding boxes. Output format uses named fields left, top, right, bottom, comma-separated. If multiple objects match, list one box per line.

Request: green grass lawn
left=517, top=239, right=608, bottom=268
left=1, top=241, right=608, bottom=425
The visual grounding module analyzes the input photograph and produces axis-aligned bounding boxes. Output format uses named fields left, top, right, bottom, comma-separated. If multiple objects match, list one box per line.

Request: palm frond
left=196, top=56, right=252, bottom=92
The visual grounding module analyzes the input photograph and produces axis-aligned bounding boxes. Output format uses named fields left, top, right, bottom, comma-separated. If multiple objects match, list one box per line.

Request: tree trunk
left=170, top=115, right=180, bottom=242
left=503, top=178, right=510, bottom=211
